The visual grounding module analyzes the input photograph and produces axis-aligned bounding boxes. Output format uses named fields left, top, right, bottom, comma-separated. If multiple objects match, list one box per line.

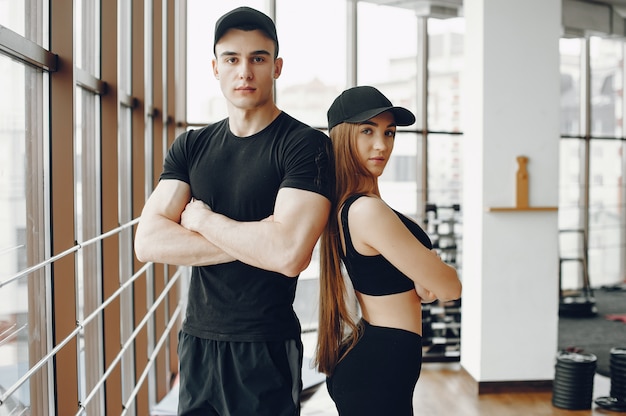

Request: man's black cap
left=214, top=7, right=279, bottom=57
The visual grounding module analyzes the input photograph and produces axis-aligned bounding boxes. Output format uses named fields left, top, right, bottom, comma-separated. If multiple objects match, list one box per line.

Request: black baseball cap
left=327, top=86, right=416, bottom=131
left=214, top=7, right=279, bottom=57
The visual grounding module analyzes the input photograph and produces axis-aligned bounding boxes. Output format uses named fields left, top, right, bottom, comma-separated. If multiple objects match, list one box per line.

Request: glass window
left=357, top=3, right=420, bottom=218
left=427, top=133, right=462, bottom=206
left=588, top=140, right=624, bottom=287
left=0, top=52, right=29, bottom=412
left=558, top=139, right=585, bottom=231
left=76, top=0, right=100, bottom=75
left=75, top=86, right=104, bottom=414
left=275, top=0, right=347, bottom=128
left=558, top=139, right=586, bottom=289
left=426, top=17, right=464, bottom=220
left=357, top=2, right=418, bottom=118
left=119, top=0, right=132, bottom=96
left=0, top=52, right=48, bottom=415
left=428, top=17, right=464, bottom=133
left=590, top=37, right=623, bottom=138
left=560, top=38, right=582, bottom=136
left=0, top=0, right=26, bottom=37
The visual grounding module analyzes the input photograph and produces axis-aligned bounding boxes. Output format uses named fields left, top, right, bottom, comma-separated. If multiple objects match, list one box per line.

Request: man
left=134, top=7, right=332, bottom=416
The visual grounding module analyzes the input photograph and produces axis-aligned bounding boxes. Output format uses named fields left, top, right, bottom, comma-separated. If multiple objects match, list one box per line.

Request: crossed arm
left=346, top=196, right=461, bottom=302
left=134, top=179, right=331, bottom=276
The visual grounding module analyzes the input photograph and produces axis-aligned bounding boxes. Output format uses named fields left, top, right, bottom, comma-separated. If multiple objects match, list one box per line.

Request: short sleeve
left=160, top=130, right=192, bottom=184
left=280, top=129, right=333, bottom=201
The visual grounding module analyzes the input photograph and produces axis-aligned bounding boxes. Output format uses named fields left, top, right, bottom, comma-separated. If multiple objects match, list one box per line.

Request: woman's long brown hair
left=314, top=122, right=380, bottom=376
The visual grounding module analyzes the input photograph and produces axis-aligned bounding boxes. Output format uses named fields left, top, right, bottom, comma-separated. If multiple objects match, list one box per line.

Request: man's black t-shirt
left=160, top=112, right=332, bottom=341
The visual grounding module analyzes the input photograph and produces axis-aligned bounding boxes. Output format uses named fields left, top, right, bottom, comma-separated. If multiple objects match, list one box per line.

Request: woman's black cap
left=327, top=86, right=416, bottom=131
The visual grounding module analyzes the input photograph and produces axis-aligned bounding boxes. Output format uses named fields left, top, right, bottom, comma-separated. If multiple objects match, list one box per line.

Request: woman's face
left=355, top=111, right=396, bottom=178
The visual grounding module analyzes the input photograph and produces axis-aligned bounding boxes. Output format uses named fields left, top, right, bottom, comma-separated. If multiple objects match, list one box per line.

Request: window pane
left=0, top=51, right=47, bottom=415
left=588, top=140, right=624, bottom=287
left=590, top=36, right=623, bottom=138
left=558, top=139, right=585, bottom=289
left=119, top=0, right=132, bottom=96
left=560, top=38, right=582, bottom=136
left=76, top=0, right=100, bottom=74
left=428, top=17, right=464, bottom=132
left=356, top=3, right=422, bottom=218
left=558, top=139, right=585, bottom=230
left=357, top=2, right=418, bottom=119
left=276, top=0, right=346, bottom=128
left=427, top=133, right=462, bottom=206
left=0, top=0, right=26, bottom=37
left=75, top=87, right=104, bottom=413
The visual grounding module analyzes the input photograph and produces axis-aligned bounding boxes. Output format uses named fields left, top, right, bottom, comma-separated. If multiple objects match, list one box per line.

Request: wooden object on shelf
left=516, top=156, right=529, bottom=208
left=488, top=155, right=557, bottom=212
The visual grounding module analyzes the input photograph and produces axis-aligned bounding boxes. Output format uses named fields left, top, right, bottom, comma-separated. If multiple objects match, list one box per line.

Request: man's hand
left=181, top=198, right=214, bottom=233
left=181, top=188, right=329, bottom=277
left=134, top=180, right=235, bottom=266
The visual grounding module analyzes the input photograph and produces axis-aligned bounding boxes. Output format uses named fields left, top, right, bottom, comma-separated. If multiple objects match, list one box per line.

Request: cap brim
left=344, top=106, right=416, bottom=127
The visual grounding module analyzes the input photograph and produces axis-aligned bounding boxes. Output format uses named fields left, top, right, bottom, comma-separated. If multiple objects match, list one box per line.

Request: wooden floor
left=413, top=363, right=620, bottom=416
left=301, top=362, right=623, bottom=416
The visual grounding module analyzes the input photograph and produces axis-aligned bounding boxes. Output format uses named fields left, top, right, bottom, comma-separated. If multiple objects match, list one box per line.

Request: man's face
left=212, top=29, right=282, bottom=111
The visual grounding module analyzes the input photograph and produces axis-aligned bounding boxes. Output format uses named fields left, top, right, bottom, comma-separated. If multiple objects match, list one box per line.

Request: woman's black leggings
left=326, top=319, right=423, bottom=416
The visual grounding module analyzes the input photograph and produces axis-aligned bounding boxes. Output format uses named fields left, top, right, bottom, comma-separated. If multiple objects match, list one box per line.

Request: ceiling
left=363, top=0, right=626, bottom=36
left=597, top=0, right=626, bottom=6
left=596, top=0, right=626, bottom=15
left=363, top=0, right=626, bottom=16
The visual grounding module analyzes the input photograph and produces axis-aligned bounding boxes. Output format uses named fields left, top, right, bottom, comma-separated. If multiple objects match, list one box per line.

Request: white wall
left=461, top=0, right=561, bottom=382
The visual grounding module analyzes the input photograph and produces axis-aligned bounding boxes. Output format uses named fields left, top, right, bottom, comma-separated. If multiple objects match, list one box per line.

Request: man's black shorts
left=177, top=331, right=303, bottom=416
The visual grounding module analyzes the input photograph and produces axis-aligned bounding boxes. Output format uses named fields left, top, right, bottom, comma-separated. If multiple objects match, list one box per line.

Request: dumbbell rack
left=422, top=203, right=462, bottom=362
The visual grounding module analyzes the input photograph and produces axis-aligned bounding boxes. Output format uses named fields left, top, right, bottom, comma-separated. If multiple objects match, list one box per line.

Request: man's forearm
left=135, top=214, right=236, bottom=266
left=194, top=211, right=306, bottom=276
left=179, top=189, right=329, bottom=276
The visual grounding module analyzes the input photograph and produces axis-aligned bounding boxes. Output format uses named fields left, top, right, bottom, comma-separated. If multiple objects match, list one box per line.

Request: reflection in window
left=428, top=17, right=464, bottom=133
left=559, top=35, right=626, bottom=289
left=589, top=140, right=624, bottom=286
left=590, top=37, right=623, bottom=138
left=0, top=1, right=26, bottom=38
left=357, top=2, right=418, bottom=119
left=0, top=52, right=38, bottom=414
left=427, top=134, right=462, bottom=206
left=558, top=140, right=585, bottom=231
left=276, top=0, right=347, bottom=128
left=75, top=85, right=105, bottom=414
left=560, top=38, right=582, bottom=137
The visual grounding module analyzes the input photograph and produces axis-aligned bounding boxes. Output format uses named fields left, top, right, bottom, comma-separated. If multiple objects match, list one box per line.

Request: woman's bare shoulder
left=348, top=195, right=397, bottom=223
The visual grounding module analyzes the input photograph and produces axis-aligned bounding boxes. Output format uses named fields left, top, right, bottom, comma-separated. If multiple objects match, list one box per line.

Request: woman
left=315, top=86, right=462, bottom=415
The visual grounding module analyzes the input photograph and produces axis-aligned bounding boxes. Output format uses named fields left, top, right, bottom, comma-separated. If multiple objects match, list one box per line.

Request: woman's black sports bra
left=340, top=194, right=433, bottom=296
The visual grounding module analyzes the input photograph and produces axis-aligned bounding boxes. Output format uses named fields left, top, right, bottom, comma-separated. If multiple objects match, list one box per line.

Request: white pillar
left=460, top=0, right=561, bottom=385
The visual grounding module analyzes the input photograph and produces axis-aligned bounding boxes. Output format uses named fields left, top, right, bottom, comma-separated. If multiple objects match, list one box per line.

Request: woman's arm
left=346, top=197, right=462, bottom=302
left=414, top=281, right=438, bottom=303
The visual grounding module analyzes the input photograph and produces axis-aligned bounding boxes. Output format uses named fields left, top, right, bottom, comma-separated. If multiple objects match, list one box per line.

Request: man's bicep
left=273, top=188, right=330, bottom=240
left=141, top=179, right=191, bottom=222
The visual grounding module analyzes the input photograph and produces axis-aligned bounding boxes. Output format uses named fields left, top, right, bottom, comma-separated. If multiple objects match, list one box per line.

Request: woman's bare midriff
left=356, top=289, right=423, bottom=335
